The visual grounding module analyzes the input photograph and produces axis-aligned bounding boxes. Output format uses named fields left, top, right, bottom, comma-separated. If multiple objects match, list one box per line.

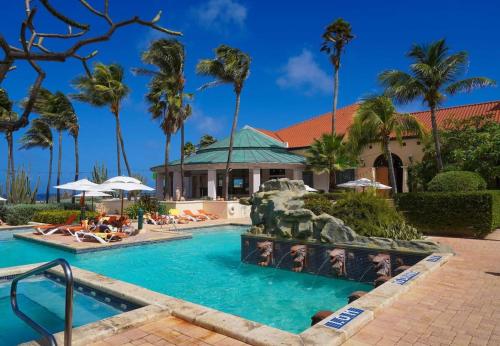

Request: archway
left=374, top=154, right=403, bottom=193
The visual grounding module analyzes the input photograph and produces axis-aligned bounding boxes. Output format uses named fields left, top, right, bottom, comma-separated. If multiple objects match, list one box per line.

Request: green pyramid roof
left=164, top=126, right=305, bottom=167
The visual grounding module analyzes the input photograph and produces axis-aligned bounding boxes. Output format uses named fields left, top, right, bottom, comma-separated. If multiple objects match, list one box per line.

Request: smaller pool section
left=0, top=275, right=133, bottom=345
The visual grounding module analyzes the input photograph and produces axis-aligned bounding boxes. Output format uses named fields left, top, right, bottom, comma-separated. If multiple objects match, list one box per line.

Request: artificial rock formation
left=247, top=178, right=450, bottom=254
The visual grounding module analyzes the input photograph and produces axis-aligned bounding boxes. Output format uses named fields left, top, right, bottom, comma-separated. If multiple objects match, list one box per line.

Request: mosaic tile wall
left=241, top=235, right=427, bottom=283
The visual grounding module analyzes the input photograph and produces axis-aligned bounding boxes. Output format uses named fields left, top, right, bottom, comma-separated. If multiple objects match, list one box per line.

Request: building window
left=302, top=171, right=313, bottom=187
left=269, top=169, right=286, bottom=179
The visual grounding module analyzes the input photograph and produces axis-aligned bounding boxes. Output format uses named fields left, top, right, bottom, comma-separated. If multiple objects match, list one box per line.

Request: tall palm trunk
left=56, top=130, right=62, bottom=203
left=224, top=91, right=241, bottom=200
left=114, top=113, right=122, bottom=176
left=117, top=124, right=132, bottom=176
left=5, top=131, right=14, bottom=197
left=331, top=62, right=339, bottom=135
left=329, top=168, right=336, bottom=192
left=180, top=123, right=185, bottom=198
left=164, top=132, right=171, bottom=200
left=71, top=135, right=79, bottom=204
left=384, top=138, right=398, bottom=197
left=46, top=146, right=53, bottom=203
left=430, top=106, right=444, bottom=172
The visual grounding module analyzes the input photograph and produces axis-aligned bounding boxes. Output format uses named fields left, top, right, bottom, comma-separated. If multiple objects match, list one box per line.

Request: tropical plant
left=72, top=63, right=132, bottom=176
left=349, top=96, right=426, bottom=195
left=321, top=18, right=354, bottom=134
left=19, top=118, right=53, bottom=203
left=92, top=162, right=108, bottom=184
left=7, top=168, right=39, bottom=204
left=379, top=39, right=496, bottom=171
left=427, top=171, right=487, bottom=192
left=0, top=88, right=18, bottom=195
left=30, top=88, right=76, bottom=202
left=306, top=133, right=353, bottom=192
left=134, top=39, right=186, bottom=200
left=411, top=114, right=500, bottom=189
left=196, top=45, right=251, bottom=200
left=184, top=141, right=196, bottom=157
left=199, top=134, right=217, bottom=148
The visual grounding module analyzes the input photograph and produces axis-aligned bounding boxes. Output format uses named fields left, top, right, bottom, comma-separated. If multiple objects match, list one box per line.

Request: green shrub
left=427, top=171, right=487, bottom=192
left=32, top=210, right=98, bottom=224
left=3, top=203, right=60, bottom=225
left=396, top=191, right=500, bottom=238
left=303, top=195, right=335, bottom=216
left=125, top=195, right=163, bottom=219
left=329, top=192, right=405, bottom=238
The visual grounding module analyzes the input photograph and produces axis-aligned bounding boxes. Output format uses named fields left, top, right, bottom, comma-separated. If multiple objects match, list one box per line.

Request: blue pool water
left=0, top=227, right=372, bottom=334
left=0, top=276, right=124, bottom=345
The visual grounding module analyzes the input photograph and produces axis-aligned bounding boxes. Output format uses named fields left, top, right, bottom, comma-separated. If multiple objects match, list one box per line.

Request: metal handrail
left=10, top=258, right=74, bottom=346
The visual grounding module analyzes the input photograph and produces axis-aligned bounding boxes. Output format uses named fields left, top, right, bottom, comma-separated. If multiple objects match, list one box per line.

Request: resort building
left=151, top=100, right=500, bottom=199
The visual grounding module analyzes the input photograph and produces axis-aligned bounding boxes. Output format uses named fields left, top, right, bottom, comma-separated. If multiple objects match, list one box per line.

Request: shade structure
left=55, top=178, right=110, bottom=219
left=0, top=196, right=6, bottom=201
left=74, top=191, right=111, bottom=211
left=337, top=178, right=392, bottom=190
left=100, top=176, right=155, bottom=216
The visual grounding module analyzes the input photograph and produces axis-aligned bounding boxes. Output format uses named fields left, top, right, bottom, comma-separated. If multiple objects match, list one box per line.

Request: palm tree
left=196, top=45, right=251, bottom=200
left=349, top=96, right=426, bottom=196
left=0, top=88, right=18, bottom=195
left=199, top=134, right=217, bottom=148
left=20, top=118, right=53, bottom=203
left=31, top=89, right=76, bottom=202
left=134, top=39, right=185, bottom=200
left=183, top=141, right=196, bottom=157
left=68, top=113, right=79, bottom=204
left=306, top=133, right=353, bottom=192
left=379, top=39, right=496, bottom=171
left=321, top=18, right=354, bottom=135
left=72, top=63, right=131, bottom=176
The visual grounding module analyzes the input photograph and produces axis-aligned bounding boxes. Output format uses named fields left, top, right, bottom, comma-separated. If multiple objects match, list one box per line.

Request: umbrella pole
left=120, top=190, right=124, bottom=217
left=80, top=191, right=86, bottom=221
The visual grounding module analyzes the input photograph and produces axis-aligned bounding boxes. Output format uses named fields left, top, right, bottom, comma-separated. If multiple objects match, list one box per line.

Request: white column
left=402, top=166, right=409, bottom=193
left=172, top=171, right=182, bottom=200
left=250, top=168, right=261, bottom=194
left=155, top=173, right=164, bottom=198
left=292, top=169, right=303, bottom=181
left=207, top=170, right=217, bottom=200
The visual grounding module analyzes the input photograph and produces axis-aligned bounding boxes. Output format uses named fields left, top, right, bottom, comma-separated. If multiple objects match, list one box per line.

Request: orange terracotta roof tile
left=261, top=101, right=500, bottom=148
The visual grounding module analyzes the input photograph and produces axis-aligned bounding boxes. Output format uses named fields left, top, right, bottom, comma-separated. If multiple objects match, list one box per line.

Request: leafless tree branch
left=0, top=0, right=182, bottom=130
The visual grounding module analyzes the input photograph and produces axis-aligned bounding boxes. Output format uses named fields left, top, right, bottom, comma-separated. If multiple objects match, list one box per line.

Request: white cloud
left=192, top=0, right=247, bottom=30
left=276, top=49, right=332, bottom=95
left=188, top=107, right=223, bottom=135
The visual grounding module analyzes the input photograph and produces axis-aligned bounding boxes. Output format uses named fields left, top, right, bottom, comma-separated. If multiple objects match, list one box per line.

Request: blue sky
left=1, top=0, right=499, bottom=190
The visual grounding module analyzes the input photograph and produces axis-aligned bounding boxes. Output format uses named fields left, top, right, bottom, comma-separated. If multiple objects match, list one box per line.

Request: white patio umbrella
left=100, top=176, right=154, bottom=216
left=0, top=196, right=6, bottom=202
left=305, top=185, right=318, bottom=192
left=74, top=191, right=112, bottom=210
left=55, top=178, right=110, bottom=219
left=337, top=178, right=392, bottom=191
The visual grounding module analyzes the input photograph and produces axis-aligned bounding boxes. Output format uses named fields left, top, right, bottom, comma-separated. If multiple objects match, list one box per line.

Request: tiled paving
left=344, top=236, right=500, bottom=346
left=90, top=315, right=250, bottom=346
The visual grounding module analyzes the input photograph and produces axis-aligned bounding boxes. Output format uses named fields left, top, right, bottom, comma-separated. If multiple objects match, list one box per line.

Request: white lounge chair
left=74, top=231, right=122, bottom=244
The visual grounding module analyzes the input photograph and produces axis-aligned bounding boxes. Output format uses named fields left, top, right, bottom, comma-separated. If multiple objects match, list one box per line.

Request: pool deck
left=12, top=218, right=251, bottom=253
left=344, top=235, right=500, bottom=346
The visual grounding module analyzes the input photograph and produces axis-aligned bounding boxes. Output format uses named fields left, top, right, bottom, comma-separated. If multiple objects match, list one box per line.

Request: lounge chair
left=198, top=209, right=219, bottom=219
left=183, top=210, right=209, bottom=221
left=34, top=214, right=78, bottom=235
left=169, top=209, right=191, bottom=224
left=74, top=231, right=124, bottom=244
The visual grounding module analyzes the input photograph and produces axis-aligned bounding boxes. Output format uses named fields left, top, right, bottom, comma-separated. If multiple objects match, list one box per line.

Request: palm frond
left=445, top=77, right=497, bottom=95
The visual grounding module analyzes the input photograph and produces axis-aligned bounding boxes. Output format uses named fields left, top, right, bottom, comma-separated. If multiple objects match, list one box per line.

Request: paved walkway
left=90, top=315, right=250, bottom=346
left=345, top=236, right=500, bottom=346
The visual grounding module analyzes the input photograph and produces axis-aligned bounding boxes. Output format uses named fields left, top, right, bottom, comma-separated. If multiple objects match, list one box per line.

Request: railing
left=10, top=258, right=74, bottom=346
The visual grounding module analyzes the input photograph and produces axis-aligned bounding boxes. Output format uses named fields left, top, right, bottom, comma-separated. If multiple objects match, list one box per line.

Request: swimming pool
left=0, top=276, right=128, bottom=345
left=0, top=226, right=371, bottom=333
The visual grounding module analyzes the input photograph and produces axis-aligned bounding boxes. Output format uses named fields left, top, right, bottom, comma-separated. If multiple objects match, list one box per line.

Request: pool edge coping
left=4, top=251, right=453, bottom=346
